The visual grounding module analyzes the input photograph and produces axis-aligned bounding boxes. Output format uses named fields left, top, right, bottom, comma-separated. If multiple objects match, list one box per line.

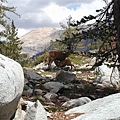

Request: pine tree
left=4, top=20, right=23, bottom=60
left=56, top=16, right=79, bottom=51
left=0, top=0, right=26, bottom=64
left=0, top=0, right=18, bottom=37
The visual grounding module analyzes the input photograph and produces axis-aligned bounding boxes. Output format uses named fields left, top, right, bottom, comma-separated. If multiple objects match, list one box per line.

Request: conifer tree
left=56, top=16, right=79, bottom=51
left=4, top=20, right=23, bottom=61
left=0, top=0, right=26, bottom=65
left=0, top=0, right=18, bottom=37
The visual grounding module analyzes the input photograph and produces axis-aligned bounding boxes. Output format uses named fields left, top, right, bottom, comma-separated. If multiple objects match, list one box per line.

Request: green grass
left=68, top=54, right=89, bottom=65
left=25, top=51, right=90, bottom=68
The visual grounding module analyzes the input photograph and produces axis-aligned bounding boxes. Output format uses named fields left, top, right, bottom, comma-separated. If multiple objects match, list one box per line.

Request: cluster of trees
left=55, top=0, right=120, bottom=67
left=57, top=16, right=80, bottom=51
left=1, top=0, right=120, bottom=67
left=0, top=0, right=26, bottom=65
left=49, top=16, right=79, bottom=51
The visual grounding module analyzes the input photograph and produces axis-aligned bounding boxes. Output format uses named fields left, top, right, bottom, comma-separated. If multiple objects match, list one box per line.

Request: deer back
left=49, top=50, right=71, bottom=61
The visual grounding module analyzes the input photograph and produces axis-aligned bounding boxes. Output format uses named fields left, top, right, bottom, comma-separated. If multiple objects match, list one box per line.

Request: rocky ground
left=1, top=54, right=120, bottom=119
left=21, top=63, right=120, bottom=120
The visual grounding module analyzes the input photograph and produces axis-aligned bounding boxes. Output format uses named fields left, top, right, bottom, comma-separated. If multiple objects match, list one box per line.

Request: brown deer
left=54, top=59, right=74, bottom=70
left=48, top=50, right=72, bottom=69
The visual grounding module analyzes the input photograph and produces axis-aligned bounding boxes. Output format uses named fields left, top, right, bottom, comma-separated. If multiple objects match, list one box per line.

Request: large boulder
left=56, top=70, right=77, bottom=83
left=94, top=64, right=120, bottom=87
left=0, top=54, right=24, bottom=120
left=66, top=93, right=120, bottom=120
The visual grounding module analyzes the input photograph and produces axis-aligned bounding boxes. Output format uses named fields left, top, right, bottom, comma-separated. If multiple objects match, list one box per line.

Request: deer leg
left=71, top=65, right=73, bottom=70
left=71, top=64, right=75, bottom=70
left=48, top=58, right=54, bottom=69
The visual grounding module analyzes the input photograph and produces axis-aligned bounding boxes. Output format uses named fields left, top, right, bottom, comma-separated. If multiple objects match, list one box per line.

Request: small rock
left=62, top=97, right=91, bottom=109
left=44, top=92, right=58, bottom=102
left=24, top=100, right=47, bottom=120
left=24, top=69, right=44, bottom=81
left=43, top=82, right=65, bottom=93
left=13, top=105, right=26, bottom=120
left=22, top=88, right=33, bottom=97
left=34, top=89, right=44, bottom=96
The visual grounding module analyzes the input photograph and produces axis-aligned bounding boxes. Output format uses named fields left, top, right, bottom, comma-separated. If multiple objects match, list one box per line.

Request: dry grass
left=48, top=111, right=84, bottom=120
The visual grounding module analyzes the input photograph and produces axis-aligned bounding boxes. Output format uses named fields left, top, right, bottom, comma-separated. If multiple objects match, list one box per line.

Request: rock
left=66, top=93, right=120, bottom=120
left=24, top=100, right=47, bottom=120
left=95, top=83, right=106, bottom=89
left=33, top=62, right=48, bottom=70
left=23, top=78, right=29, bottom=90
left=95, top=75, right=120, bottom=87
left=36, top=96, right=46, bottom=102
left=34, top=89, right=44, bottom=96
left=95, top=64, right=119, bottom=77
left=43, top=82, right=66, bottom=93
left=23, top=84, right=30, bottom=91
left=94, top=64, right=120, bottom=87
left=77, top=71, right=82, bottom=74
left=78, top=64, right=91, bottom=70
left=44, top=92, right=58, bottom=102
left=78, top=57, right=96, bottom=69
left=56, top=70, right=77, bottom=83
left=72, top=71, right=77, bottom=74
left=13, top=105, right=26, bottom=120
left=24, top=101, right=35, bottom=109
left=24, top=78, right=29, bottom=85
left=62, top=97, right=91, bottom=109
left=22, top=88, right=33, bottom=97
left=24, top=68, right=44, bottom=81
left=58, top=96, right=70, bottom=102
left=45, top=74, right=54, bottom=79
left=0, top=54, right=24, bottom=120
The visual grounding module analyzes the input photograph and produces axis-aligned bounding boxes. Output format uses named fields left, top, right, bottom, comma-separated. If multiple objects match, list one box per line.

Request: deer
left=54, top=59, right=74, bottom=70
left=48, top=50, right=72, bottom=69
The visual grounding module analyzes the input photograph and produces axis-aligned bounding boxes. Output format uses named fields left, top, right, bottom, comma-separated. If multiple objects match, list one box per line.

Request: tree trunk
left=113, top=0, right=120, bottom=62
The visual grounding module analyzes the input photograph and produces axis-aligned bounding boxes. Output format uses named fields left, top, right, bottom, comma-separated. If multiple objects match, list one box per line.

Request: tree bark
left=113, top=0, right=120, bottom=62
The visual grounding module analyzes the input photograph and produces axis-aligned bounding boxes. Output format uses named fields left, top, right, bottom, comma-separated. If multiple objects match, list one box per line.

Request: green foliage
left=27, top=51, right=49, bottom=67
left=60, top=16, right=76, bottom=39
left=70, top=1, right=116, bottom=64
left=56, top=16, right=79, bottom=51
left=49, top=40, right=67, bottom=51
left=0, top=0, right=19, bottom=37
left=26, top=50, right=89, bottom=69
left=69, top=53, right=89, bottom=65
left=0, top=20, right=27, bottom=65
left=0, top=0, right=26, bottom=65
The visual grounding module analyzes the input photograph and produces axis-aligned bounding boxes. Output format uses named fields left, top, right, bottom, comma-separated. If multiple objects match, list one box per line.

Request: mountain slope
left=20, top=27, right=62, bottom=58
